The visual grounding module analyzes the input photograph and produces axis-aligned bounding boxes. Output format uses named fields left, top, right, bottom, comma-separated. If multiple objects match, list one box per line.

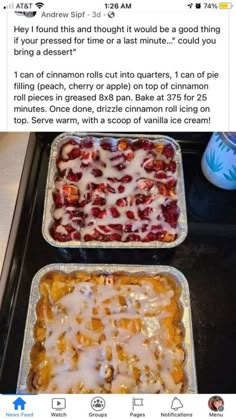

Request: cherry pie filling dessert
left=50, top=137, right=180, bottom=243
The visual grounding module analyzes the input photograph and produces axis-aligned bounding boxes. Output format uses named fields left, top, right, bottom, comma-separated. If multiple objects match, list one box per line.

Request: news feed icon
left=208, top=396, right=224, bottom=412
left=13, top=397, right=26, bottom=411
left=132, top=398, right=144, bottom=411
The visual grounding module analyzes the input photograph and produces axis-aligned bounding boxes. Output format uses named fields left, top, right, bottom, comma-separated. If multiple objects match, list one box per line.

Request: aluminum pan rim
left=17, top=263, right=197, bottom=394
left=42, top=133, right=188, bottom=248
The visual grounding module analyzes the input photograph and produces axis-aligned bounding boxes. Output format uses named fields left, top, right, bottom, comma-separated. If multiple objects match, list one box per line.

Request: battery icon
left=219, top=2, right=233, bottom=8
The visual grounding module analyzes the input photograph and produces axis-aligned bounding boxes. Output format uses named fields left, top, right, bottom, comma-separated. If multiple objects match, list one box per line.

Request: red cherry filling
left=131, top=139, right=143, bottom=151
left=109, top=207, right=120, bottom=218
left=125, top=151, right=134, bottom=161
left=51, top=230, right=71, bottom=242
left=50, top=223, right=74, bottom=242
left=110, top=154, right=124, bottom=162
left=116, top=198, right=127, bottom=207
left=91, top=207, right=101, bottom=218
left=143, top=232, right=157, bottom=242
left=101, top=142, right=117, bottom=152
left=91, top=207, right=106, bottom=219
left=154, top=172, right=167, bottom=180
left=135, top=194, right=146, bottom=205
left=84, top=234, right=93, bottom=241
left=92, top=151, right=99, bottom=161
left=157, top=183, right=168, bottom=196
left=167, top=161, right=177, bottom=173
left=67, top=170, right=82, bottom=182
left=81, top=162, right=91, bottom=169
left=118, top=185, right=125, bottom=193
left=114, top=163, right=126, bottom=171
left=144, top=195, right=155, bottom=204
left=120, top=175, right=132, bottom=183
left=142, top=139, right=155, bottom=150
left=125, top=233, right=141, bottom=242
left=143, top=159, right=155, bottom=171
left=166, top=178, right=177, bottom=190
left=126, top=210, right=135, bottom=219
left=110, top=233, right=122, bottom=241
left=80, top=150, right=90, bottom=160
left=93, top=183, right=106, bottom=193
left=53, top=191, right=63, bottom=206
left=78, top=199, right=87, bottom=208
left=162, top=201, right=179, bottom=228
left=107, top=184, right=116, bottom=194
left=109, top=224, right=123, bottom=232
left=97, top=225, right=112, bottom=234
left=64, top=224, right=74, bottom=233
left=68, top=147, right=80, bottom=159
left=137, top=179, right=154, bottom=191
left=124, top=224, right=132, bottom=233
left=107, top=177, right=117, bottom=183
left=92, top=168, right=103, bottom=177
left=72, top=232, right=81, bottom=240
left=53, top=137, right=179, bottom=243
left=138, top=207, right=152, bottom=220
left=154, top=160, right=165, bottom=171
left=80, top=138, right=93, bottom=148
left=92, top=197, right=106, bottom=206
left=163, top=144, right=174, bottom=159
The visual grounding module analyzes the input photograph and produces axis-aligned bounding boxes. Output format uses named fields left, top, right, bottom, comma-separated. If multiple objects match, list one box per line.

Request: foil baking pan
left=17, top=264, right=197, bottom=394
left=42, top=133, right=188, bottom=248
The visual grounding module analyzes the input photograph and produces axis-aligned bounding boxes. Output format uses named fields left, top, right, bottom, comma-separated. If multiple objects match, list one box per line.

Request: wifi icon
left=35, top=2, right=44, bottom=8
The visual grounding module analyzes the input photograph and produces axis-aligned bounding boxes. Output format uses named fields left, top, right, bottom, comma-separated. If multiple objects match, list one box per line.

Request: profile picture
left=15, top=11, right=37, bottom=18
left=208, top=396, right=224, bottom=412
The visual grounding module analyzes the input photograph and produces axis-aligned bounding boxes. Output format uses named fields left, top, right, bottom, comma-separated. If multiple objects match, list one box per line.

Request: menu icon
left=52, top=398, right=66, bottom=410
left=208, top=396, right=224, bottom=412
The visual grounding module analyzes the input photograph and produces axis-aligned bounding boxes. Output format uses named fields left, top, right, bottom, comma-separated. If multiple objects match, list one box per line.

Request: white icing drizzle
left=39, top=277, right=184, bottom=394
left=52, top=139, right=179, bottom=241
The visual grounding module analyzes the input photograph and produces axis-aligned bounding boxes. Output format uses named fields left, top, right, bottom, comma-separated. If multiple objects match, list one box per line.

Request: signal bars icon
left=35, top=2, right=44, bottom=8
left=3, top=2, right=14, bottom=9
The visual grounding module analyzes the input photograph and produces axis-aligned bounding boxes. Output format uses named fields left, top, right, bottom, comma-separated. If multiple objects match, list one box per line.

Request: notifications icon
left=171, top=397, right=183, bottom=411
left=132, top=398, right=144, bottom=411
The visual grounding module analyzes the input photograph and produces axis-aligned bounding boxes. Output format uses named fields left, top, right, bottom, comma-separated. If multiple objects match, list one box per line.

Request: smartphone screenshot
left=0, top=0, right=235, bottom=418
